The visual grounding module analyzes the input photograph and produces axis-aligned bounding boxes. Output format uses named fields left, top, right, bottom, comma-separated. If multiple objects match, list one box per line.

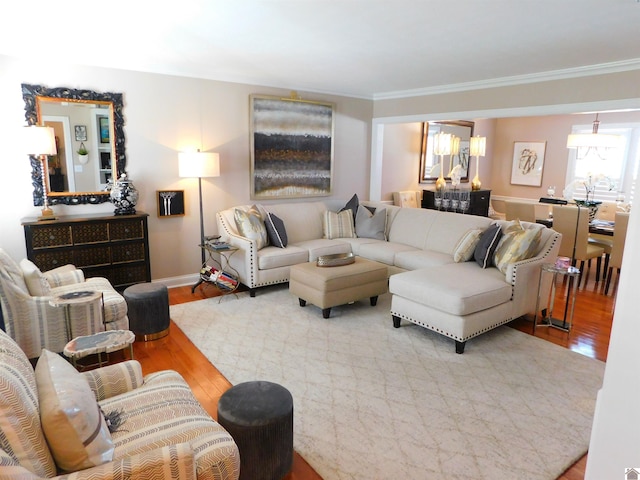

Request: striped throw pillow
left=323, top=210, right=355, bottom=239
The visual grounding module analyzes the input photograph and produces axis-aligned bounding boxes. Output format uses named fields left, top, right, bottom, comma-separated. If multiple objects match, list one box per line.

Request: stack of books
left=205, top=239, right=232, bottom=250
left=216, top=271, right=238, bottom=290
left=199, top=265, right=238, bottom=290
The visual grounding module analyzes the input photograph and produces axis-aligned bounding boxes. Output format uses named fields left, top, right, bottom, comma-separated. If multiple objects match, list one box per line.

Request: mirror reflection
left=39, top=98, right=114, bottom=193
left=419, top=120, right=474, bottom=184
left=22, top=83, right=127, bottom=206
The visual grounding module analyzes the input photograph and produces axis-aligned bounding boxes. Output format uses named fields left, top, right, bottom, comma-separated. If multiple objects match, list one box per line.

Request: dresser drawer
left=112, top=242, right=146, bottom=263
left=71, top=222, right=109, bottom=244
left=110, top=219, right=144, bottom=240
left=30, top=225, right=72, bottom=249
left=32, top=250, right=74, bottom=271
left=73, top=246, right=112, bottom=268
left=111, top=264, right=149, bottom=286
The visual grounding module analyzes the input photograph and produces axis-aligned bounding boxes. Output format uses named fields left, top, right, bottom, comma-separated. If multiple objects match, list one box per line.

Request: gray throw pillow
left=265, top=212, right=288, bottom=248
left=474, top=224, right=502, bottom=269
left=355, top=205, right=386, bottom=240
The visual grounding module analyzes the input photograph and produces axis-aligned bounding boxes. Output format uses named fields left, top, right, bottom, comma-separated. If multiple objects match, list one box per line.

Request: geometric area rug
left=170, top=284, right=605, bottom=480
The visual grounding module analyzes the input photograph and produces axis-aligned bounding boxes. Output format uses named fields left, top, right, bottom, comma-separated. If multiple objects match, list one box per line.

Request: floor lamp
left=178, top=150, right=220, bottom=267
left=22, top=126, right=57, bottom=220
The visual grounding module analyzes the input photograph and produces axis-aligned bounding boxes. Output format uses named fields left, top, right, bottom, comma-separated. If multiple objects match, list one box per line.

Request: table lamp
left=23, top=126, right=57, bottom=220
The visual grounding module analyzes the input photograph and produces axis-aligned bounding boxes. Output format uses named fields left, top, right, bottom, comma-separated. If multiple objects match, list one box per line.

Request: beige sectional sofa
left=216, top=199, right=561, bottom=352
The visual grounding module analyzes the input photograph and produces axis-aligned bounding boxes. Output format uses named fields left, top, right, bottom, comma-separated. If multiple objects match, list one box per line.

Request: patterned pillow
left=453, top=228, right=483, bottom=263
left=323, top=210, right=355, bottom=239
left=35, top=349, right=114, bottom=471
left=355, top=205, right=386, bottom=240
left=234, top=205, right=268, bottom=249
left=264, top=212, right=288, bottom=248
left=474, top=224, right=502, bottom=269
left=494, top=221, right=543, bottom=274
left=19, top=258, right=51, bottom=296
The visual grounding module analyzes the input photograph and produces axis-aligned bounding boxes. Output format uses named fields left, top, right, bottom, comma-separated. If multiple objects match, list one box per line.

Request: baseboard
left=152, top=273, right=200, bottom=289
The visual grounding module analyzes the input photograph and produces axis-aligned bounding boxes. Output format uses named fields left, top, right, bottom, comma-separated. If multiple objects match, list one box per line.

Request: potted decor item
left=110, top=173, right=139, bottom=215
left=77, top=142, right=89, bottom=164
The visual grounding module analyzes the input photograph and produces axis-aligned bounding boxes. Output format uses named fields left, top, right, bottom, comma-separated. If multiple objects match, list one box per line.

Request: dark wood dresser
left=422, top=189, right=491, bottom=217
left=22, top=212, right=151, bottom=290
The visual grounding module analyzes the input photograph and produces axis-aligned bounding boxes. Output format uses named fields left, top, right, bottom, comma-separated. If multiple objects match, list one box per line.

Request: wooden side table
left=63, top=330, right=135, bottom=370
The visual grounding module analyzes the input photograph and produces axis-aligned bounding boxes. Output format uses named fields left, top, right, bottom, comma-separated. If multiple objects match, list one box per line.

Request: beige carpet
left=170, top=284, right=605, bottom=480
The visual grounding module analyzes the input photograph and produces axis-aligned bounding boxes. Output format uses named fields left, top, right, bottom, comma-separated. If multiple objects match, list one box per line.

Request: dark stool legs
left=217, top=381, right=293, bottom=480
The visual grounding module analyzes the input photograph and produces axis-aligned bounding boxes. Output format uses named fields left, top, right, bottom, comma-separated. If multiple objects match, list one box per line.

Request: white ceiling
left=3, top=0, right=640, bottom=99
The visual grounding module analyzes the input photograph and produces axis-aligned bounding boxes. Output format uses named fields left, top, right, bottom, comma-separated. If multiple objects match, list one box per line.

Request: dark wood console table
left=422, top=189, right=491, bottom=217
left=22, top=212, right=151, bottom=290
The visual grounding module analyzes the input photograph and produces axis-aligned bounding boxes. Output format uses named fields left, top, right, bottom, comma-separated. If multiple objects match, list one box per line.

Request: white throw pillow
left=35, top=349, right=114, bottom=472
left=19, top=258, right=51, bottom=296
left=323, top=210, right=355, bottom=239
left=452, top=229, right=483, bottom=263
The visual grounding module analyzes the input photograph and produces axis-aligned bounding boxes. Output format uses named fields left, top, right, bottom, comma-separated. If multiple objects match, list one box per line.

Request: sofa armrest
left=82, top=360, right=144, bottom=401
left=216, top=211, right=259, bottom=289
left=43, top=265, right=85, bottom=287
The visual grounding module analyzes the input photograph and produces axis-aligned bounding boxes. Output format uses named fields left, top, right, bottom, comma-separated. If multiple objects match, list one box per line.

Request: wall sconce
left=22, top=126, right=57, bottom=220
left=469, top=135, right=486, bottom=191
left=433, top=132, right=452, bottom=191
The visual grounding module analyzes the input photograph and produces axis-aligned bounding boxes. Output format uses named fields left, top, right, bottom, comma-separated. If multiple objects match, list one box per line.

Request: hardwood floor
left=132, top=266, right=616, bottom=480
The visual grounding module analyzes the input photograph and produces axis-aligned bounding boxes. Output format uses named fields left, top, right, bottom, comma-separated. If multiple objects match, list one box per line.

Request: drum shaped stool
left=123, top=283, right=170, bottom=341
left=217, top=381, right=294, bottom=480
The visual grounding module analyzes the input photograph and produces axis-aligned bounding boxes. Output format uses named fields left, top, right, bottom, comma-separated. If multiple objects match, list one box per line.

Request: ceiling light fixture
left=566, top=113, right=623, bottom=159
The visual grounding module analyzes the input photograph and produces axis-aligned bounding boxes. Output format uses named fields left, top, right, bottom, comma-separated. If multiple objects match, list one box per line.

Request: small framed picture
left=98, top=116, right=110, bottom=144
left=511, top=141, right=546, bottom=186
left=157, top=190, right=185, bottom=217
left=74, top=125, right=87, bottom=141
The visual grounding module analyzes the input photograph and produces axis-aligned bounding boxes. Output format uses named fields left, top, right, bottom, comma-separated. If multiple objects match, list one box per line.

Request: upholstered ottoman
left=123, top=283, right=170, bottom=341
left=289, top=257, right=388, bottom=318
left=217, top=381, right=293, bottom=480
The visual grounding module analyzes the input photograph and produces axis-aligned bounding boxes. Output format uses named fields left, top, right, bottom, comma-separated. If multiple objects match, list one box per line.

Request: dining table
left=535, top=217, right=615, bottom=236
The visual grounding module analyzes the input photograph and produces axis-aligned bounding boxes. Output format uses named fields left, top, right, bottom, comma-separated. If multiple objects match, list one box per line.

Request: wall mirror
left=22, top=83, right=126, bottom=205
left=419, top=120, right=474, bottom=184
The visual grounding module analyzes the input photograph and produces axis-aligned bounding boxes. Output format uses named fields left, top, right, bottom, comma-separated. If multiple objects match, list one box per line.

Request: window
left=565, top=123, right=640, bottom=205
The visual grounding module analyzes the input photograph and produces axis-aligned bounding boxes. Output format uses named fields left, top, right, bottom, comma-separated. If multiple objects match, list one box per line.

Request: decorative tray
left=316, top=253, right=355, bottom=267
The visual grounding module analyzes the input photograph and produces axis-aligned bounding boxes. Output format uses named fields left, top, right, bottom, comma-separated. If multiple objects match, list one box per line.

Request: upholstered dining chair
left=552, top=205, right=605, bottom=286
left=505, top=200, right=537, bottom=223
left=605, top=212, right=630, bottom=295
left=392, top=191, right=420, bottom=208
left=588, top=201, right=618, bottom=279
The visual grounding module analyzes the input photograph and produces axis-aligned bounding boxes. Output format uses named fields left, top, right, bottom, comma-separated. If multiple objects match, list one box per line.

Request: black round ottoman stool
left=217, top=381, right=293, bottom=480
left=123, top=283, right=170, bottom=341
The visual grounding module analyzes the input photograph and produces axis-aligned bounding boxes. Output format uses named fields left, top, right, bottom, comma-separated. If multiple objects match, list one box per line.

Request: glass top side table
left=533, top=263, right=581, bottom=333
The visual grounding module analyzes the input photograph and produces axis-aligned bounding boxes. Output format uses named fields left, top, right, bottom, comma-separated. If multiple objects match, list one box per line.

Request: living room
left=1, top=2, right=640, bottom=478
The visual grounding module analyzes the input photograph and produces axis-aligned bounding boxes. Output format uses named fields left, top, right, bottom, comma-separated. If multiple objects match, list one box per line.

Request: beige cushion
left=234, top=205, right=268, bottom=249
left=19, top=258, right=51, bottom=296
left=323, top=210, right=355, bottom=239
left=35, top=349, right=114, bottom=472
left=452, top=229, right=483, bottom=263
left=493, top=220, right=543, bottom=274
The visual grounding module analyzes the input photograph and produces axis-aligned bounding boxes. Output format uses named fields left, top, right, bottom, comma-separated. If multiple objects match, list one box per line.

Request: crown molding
left=373, top=58, right=640, bottom=101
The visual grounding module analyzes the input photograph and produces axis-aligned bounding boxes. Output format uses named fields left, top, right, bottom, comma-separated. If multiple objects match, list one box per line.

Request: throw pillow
left=340, top=194, right=359, bottom=224
left=323, top=210, right=356, bottom=239
left=35, top=349, right=114, bottom=472
left=19, top=258, right=51, bottom=296
left=355, top=205, right=386, bottom=240
left=453, top=228, right=483, bottom=263
left=264, top=212, right=288, bottom=248
left=234, top=205, right=269, bottom=249
left=494, top=222, right=543, bottom=274
left=474, top=224, right=502, bottom=269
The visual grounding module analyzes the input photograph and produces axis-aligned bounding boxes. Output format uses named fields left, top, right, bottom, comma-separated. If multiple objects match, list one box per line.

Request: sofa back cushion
left=0, top=249, right=28, bottom=294
left=0, top=329, right=57, bottom=477
left=265, top=202, right=332, bottom=244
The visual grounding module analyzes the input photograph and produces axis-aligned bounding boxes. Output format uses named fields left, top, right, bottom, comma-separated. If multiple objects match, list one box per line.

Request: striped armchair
left=0, top=329, right=240, bottom=479
left=0, top=248, right=128, bottom=359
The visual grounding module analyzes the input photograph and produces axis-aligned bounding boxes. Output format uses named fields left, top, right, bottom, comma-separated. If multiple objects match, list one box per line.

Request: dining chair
left=552, top=205, right=605, bottom=286
left=588, top=201, right=618, bottom=279
left=392, top=191, right=419, bottom=208
left=605, top=212, right=630, bottom=295
left=505, top=200, right=537, bottom=223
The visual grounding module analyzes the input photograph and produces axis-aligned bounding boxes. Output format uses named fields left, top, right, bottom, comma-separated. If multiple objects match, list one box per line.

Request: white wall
left=0, top=55, right=373, bottom=282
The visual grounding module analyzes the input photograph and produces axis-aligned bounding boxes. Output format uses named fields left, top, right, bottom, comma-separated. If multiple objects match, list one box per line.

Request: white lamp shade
left=450, top=135, right=460, bottom=155
left=22, top=126, right=57, bottom=155
left=433, top=132, right=452, bottom=156
left=178, top=151, right=220, bottom=178
left=469, top=136, right=486, bottom=157
left=566, top=133, right=623, bottom=149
